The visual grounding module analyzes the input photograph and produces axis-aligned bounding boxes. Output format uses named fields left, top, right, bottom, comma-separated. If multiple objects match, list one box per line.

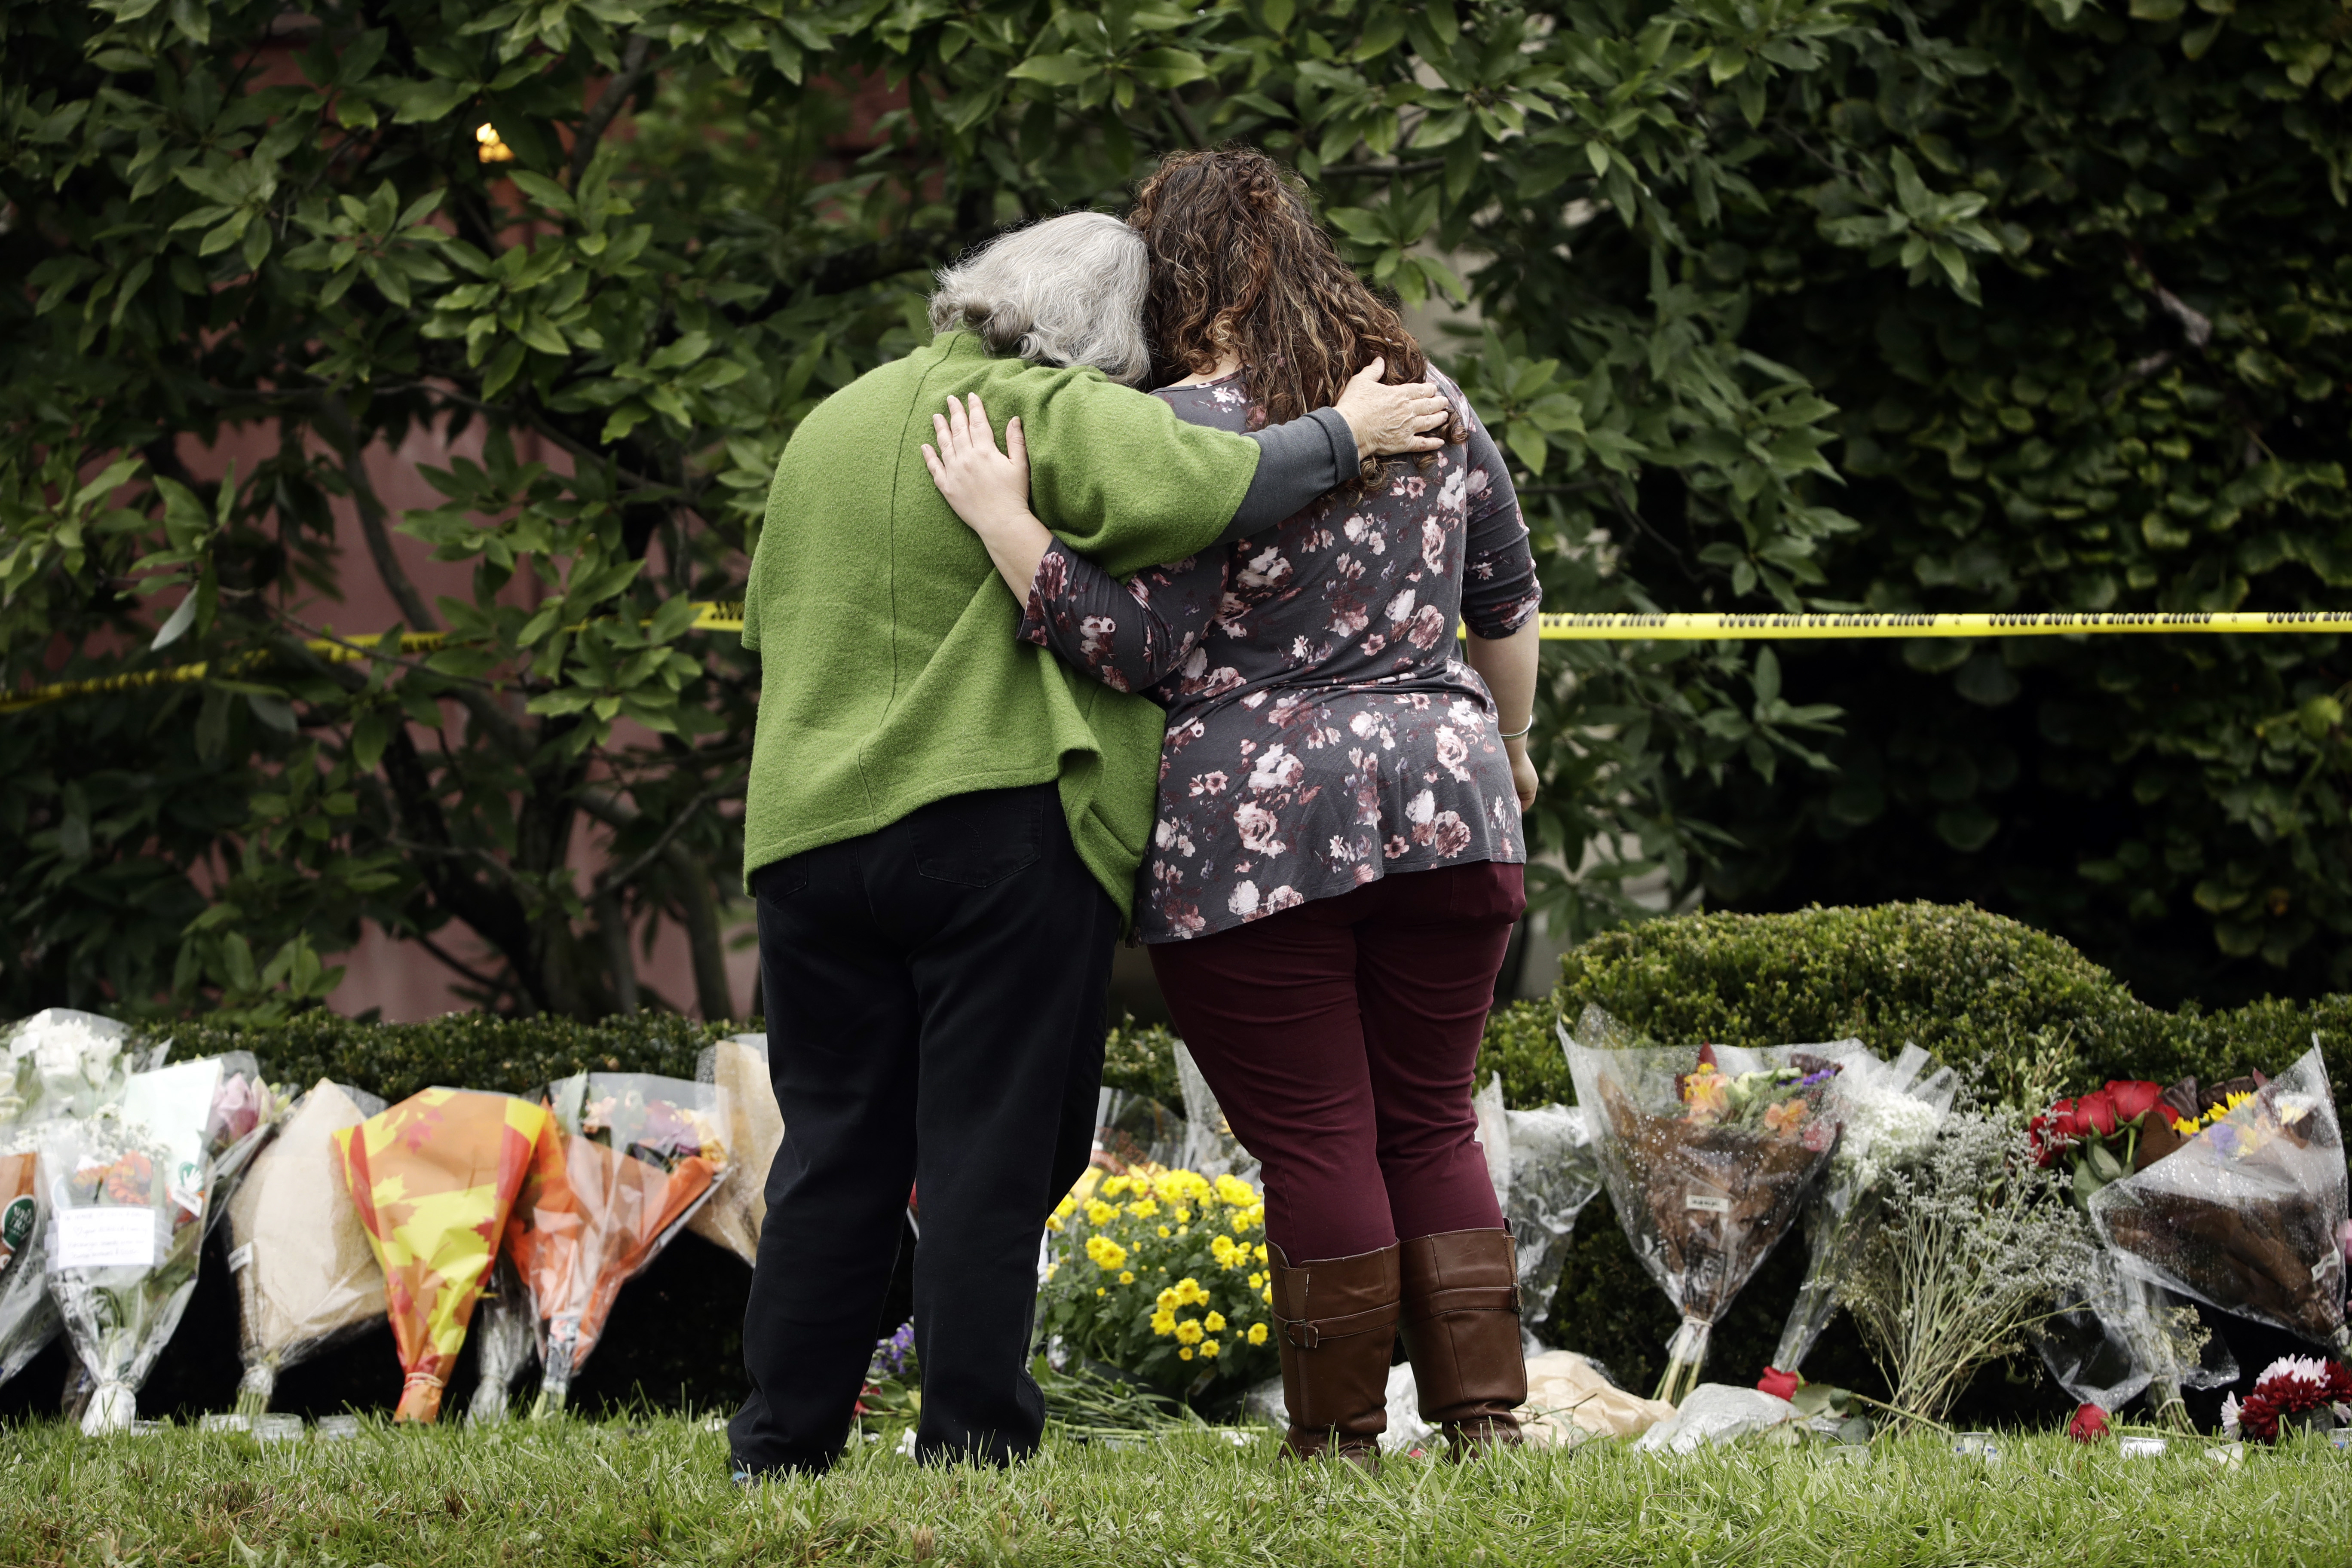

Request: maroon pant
left=1147, top=861, right=1525, bottom=1263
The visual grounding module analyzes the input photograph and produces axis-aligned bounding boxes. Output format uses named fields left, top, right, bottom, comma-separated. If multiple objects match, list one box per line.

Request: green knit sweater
left=740, top=331, right=1262, bottom=921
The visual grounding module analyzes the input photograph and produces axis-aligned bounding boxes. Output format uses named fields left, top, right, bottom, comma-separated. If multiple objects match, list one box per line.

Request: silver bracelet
left=1498, top=719, right=1533, bottom=740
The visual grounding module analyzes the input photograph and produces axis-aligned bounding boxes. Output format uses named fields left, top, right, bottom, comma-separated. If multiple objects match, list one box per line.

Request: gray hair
left=927, top=212, right=1151, bottom=386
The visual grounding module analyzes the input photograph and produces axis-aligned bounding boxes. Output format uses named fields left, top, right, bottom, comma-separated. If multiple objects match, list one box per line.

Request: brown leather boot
left=1400, top=1228, right=1527, bottom=1457
left=1269, top=1242, right=1400, bottom=1469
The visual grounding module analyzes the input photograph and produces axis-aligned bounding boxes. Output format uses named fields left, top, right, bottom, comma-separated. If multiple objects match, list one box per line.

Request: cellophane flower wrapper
left=224, top=1080, right=388, bottom=1415
left=688, top=1037, right=780, bottom=1265
left=1770, top=1041, right=1955, bottom=1374
left=334, top=1088, right=554, bottom=1423
left=0, top=1137, right=59, bottom=1389
left=1563, top=1006, right=1841, bottom=1403
left=37, top=1108, right=203, bottom=1434
left=1175, top=1042, right=1261, bottom=1186
left=464, top=1255, right=536, bottom=1426
left=508, top=1073, right=729, bottom=1413
left=2033, top=1245, right=2238, bottom=1413
left=2090, top=1040, right=2349, bottom=1353
left=1469, top=1080, right=1603, bottom=1326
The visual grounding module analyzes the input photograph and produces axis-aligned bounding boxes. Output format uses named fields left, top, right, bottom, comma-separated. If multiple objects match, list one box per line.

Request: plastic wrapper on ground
left=1630, top=1382, right=1805, bottom=1455
left=690, top=1036, right=781, bottom=1265
left=1241, top=1365, right=1438, bottom=1455
left=1174, top=1042, right=1259, bottom=1186
left=224, top=1080, right=389, bottom=1414
left=1770, top=1042, right=1955, bottom=1375
left=1521, top=1350, right=1675, bottom=1445
left=334, top=1088, right=552, bottom=1423
left=1565, top=1007, right=1841, bottom=1403
left=2089, top=1041, right=2348, bottom=1352
left=508, top=1073, right=728, bottom=1414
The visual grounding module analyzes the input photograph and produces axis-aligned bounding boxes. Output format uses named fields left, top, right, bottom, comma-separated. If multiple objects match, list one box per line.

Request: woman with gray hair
left=729, top=209, right=1448, bottom=1481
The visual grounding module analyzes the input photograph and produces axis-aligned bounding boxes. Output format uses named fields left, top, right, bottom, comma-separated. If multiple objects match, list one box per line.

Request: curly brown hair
left=1129, top=147, right=1465, bottom=476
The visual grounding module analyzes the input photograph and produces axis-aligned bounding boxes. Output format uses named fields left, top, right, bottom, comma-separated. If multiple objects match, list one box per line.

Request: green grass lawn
left=3, top=1417, right=2349, bottom=1566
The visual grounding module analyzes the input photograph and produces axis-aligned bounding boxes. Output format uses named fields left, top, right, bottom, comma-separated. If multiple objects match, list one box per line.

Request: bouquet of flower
left=0, top=1139, right=56, bottom=1390
left=122, top=1053, right=283, bottom=1236
left=1038, top=1167, right=1277, bottom=1400
left=2222, top=1354, right=2352, bottom=1442
left=0, top=1009, right=154, bottom=1127
left=2089, top=1041, right=2347, bottom=1354
left=1563, top=1006, right=1842, bottom=1405
left=1765, top=1042, right=1955, bottom=1387
left=505, top=1073, right=729, bottom=1414
left=334, top=1088, right=554, bottom=1422
left=223, top=1080, right=389, bottom=1414
left=38, top=1108, right=203, bottom=1433
left=688, top=1036, right=781, bottom=1265
left=2029, top=1075, right=2239, bottom=1426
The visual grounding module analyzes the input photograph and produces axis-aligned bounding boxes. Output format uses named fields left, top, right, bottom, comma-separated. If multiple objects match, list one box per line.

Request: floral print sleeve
left=1018, top=540, right=1229, bottom=696
left=1457, top=402, right=1542, bottom=640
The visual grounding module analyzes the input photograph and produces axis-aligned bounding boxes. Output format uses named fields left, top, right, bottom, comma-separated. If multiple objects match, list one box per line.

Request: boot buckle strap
left=1279, top=1299, right=1400, bottom=1351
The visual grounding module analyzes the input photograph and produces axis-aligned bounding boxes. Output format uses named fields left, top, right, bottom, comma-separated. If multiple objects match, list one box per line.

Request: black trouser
left=729, top=784, right=1117, bottom=1474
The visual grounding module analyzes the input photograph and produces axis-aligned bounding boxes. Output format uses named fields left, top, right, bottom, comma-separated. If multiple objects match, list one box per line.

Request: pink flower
left=1234, top=803, right=1287, bottom=856
left=1430, top=812, right=1472, bottom=858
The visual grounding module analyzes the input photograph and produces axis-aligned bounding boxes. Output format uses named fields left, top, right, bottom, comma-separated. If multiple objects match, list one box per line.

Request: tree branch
left=571, top=35, right=657, bottom=188
left=1320, top=158, right=1446, bottom=179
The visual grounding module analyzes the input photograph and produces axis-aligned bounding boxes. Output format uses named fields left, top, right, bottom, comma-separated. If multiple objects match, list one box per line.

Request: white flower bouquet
left=1765, top=1042, right=1955, bottom=1383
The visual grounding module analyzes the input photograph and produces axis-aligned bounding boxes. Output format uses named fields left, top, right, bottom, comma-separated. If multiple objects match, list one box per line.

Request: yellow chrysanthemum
left=1247, top=1322, right=1268, bottom=1346
left=1054, top=1194, right=1078, bottom=1219
left=1215, top=1174, right=1257, bottom=1206
left=1204, top=1311, right=1226, bottom=1332
left=1262, top=1284, right=1273, bottom=1302
left=1095, top=1286, right=1106, bottom=1296
left=1151, top=1310, right=1177, bottom=1337
left=1200, top=1339, right=1220, bottom=1359
left=1179, top=1347, right=1194, bottom=1361
left=1176, top=1319, right=1205, bottom=1345
left=1174, top=1277, right=1208, bottom=1306
left=1246, top=1271, right=1264, bottom=1289
left=1157, top=1225, right=1172, bottom=1238
left=1156, top=1287, right=1180, bottom=1311
left=1254, top=1243, right=1268, bottom=1263
left=1210, top=1235, right=1238, bottom=1268
left=1085, top=1199, right=1118, bottom=1227
left=1118, top=1271, right=1135, bottom=1285
left=1085, top=1235, right=1127, bottom=1271
left=1101, top=1174, right=1132, bottom=1199
left=1044, top=1215, right=1063, bottom=1232
left=1128, top=1197, right=1160, bottom=1219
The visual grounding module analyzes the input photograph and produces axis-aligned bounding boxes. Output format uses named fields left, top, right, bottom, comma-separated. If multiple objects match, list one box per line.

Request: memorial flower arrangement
left=2221, top=1354, right=2352, bottom=1443
left=504, top=1073, right=730, bottom=1414
left=2030, top=1075, right=2241, bottom=1429
left=1038, top=1167, right=1277, bottom=1400
left=1765, top=1043, right=1954, bottom=1388
left=334, top=1088, right=553, bottom=1423
left=1565, top=1008, right=1843, bottom=1405
left=2090, top=1043, right=2348, bottom=1356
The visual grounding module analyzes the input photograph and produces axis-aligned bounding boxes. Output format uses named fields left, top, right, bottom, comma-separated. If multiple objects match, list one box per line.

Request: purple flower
left=869, top=1320, right=916, bottom=1380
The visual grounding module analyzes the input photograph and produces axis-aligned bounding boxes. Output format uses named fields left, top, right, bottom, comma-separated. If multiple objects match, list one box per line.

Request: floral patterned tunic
left=1018, top=368, right=1542, bottom=943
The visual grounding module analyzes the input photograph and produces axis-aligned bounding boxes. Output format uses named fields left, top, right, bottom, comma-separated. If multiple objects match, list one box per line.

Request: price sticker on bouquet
left=49, top=1206, right=159, bottom=1270
left=1684, top=1185, right=1732, bottom=1216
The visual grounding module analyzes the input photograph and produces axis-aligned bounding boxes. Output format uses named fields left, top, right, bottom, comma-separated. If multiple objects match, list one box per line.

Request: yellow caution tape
left=6, top=603, right=2346, bottom=716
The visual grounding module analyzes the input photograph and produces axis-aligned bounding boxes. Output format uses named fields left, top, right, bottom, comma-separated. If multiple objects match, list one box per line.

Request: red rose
left=2076, top=1087, right=2120, bottom=1138
left=1757, top=1366, right=1800, bottom=1402
left=2103, top=1080, right=2165, bottom=1127
left=2068, top=1403, right=2110, bottom=1442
